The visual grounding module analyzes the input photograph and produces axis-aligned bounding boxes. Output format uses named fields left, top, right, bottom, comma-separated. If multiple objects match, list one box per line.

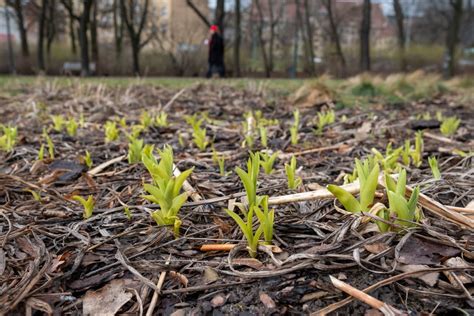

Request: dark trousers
left=206, top=62, right=225, bottom=78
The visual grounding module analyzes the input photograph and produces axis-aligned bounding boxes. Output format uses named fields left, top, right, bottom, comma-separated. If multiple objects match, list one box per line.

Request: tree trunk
left=113, top=0, right=123, bottom=59
left=298, top=0, right=315, bottom=75
left=255, top=0, right=270, bottom=77
left=393, top=0, right=406, bottom=71
left=79, top=0, right=93, bottom=76
left=360, top=0, right=371, bottom=72
left=233, top=0, right=241, bottom=77
left=46, top=0, right=56, bottom=59
left=91, top=0, right=99, bottom=72
left=5, top=3, right=16, bottom=74
left=38, top=0, right=48, bottom=73
left=444, top=0, right=463, bottom=78
left=324, top=0, right=346, bottom=76
left=68, top=8, right=77, bottom=54
left=215, top=0, right=225, bottom=35
left=10, top=0, right=29, bottom=57
left=132, top=38, right=141, bottom=76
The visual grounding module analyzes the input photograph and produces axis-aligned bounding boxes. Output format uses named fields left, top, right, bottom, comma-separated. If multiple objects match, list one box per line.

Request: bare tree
left=234, top=0, right=241, bottom=77
left=90, top=0, right=99, bottom=69
left=444, top=0, right=463, bottom=78
left=321, top=0, right=346, bottom=76
left=113, top=0, right=124, bottom=59
left=254, top=0, right=284, bottom=77
left=393, top=0, right=406, bottom=71
left=46, top=0, right=56, bottom=59
left=6, top=0, right=29, bottom=57
left=38, top=0, right=48, bottom=73
left=186, top=0, right=225, bottom=33
left=360, top=0, right=371, bottom=72
left=120, top=0, right=151, bottom=76
left=296, top=0, right=316, bottom=75
left=61, top=0, right=94, bottom=76
left=64, top=0, right=77, bottom=55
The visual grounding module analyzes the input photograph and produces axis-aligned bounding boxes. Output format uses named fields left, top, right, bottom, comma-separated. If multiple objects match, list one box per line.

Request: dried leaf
left=83, top=279, right=138, bottom=316
left=232, top=258, right=264, bottom=270
left=398, top=264, right=440, bottom=286
left=398, top=237, right=460, bottom=265
left=25, top=297, right=53, bottom=314
left=300, top=291, right=328, bottom=303
left=259, top=292, right=276, bottom=309
left=364, top=243, right=390, bottom=254
left=169, top=271, right=188, bottom=287
left=203, top=267, right=219, bottom=284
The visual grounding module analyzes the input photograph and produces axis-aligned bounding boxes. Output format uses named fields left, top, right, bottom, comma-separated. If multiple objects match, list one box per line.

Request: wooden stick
left=88, top=155, right=126, bottom=176
left=145, top=256, right=170, bottom=316
left=448, top=206, right=474, bottom=214
left=173, top=164, right=203, bottom=202
left=278, top=141, right=350, bottom=159
left=162, top=88, right=186, bottom=112
left=200, top=244, right=236, bottom=252
left=268, top=180, right=361, bottom=205
left=329, top=276, right=402, bottom=316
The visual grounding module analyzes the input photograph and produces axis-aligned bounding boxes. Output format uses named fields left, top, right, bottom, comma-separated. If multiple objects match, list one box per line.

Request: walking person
left=206, top=25, right=225, bottom=78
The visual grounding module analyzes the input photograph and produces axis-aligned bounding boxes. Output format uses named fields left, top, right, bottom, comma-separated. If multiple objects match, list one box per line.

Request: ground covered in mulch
left=0, top=81, right=473, bottom=315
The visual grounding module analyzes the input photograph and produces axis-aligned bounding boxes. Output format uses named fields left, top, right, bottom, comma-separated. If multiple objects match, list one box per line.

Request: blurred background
left=1, top=0, right=473, bottom=78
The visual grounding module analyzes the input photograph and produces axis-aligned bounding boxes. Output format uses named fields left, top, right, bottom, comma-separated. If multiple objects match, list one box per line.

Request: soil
left=0, top=82, right=473, bottom=315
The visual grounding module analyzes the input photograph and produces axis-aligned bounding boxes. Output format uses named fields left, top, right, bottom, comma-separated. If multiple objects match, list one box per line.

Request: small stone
left=211, top=294, right=226, bottom=308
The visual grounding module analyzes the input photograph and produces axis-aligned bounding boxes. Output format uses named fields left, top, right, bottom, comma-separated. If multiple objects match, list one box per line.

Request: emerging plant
left=259, top=126, right=268, bottom=148
left=385, top=169, right=420, bottom=228
left=127, top=138, right=144, bottom=164
left=66, top=117, right=78, bottom=137
left=440, top=116, right=461, bottom=137
left=328, top=162, right=379, bottom=213
left=212, top=149, right=228, bottom=176
left=38, top=144, right=45, bottom=160
left=72, top=195, right=95, bottom=219
left=79, top=112, right=86, bottom=128
left=235, top=152, right=261, bottom=211
left=0, top=125, right=18, bottom=152
left=428, top=156, right=441, bottom=180
left=372, top=143, right=402, bottom=172
left=226, top=202, right=264, bottom=258
left=411, top=131, right=423, bottom=167
left=51, top=115, right=66, bottom=132
left=187, top=115, right=209, bottom=151
left=314, top=110, right=335, bottom=135
left=290, top=109, right=300, bottom=145
left=155, top=111, right=169, bottom=127
left=142, top=145, right=193, bottom=238
left=259, top=151, right=278, bottom=175
left=401, top=140, right=411, bottom=166
left=130, top=124, right=144, bottom=139
left=253, top=195, right=274, bottom=245
left=104, top=121, right=119, bottom=142
left=285, top=156, right=302, bottom=190
left=83, top=150, right=93, bottom=168
left=140, top=110, right=153, bottom=129
left=343, top=156, right=378, bottom=184
left=43, top=130, right=55, bottom=159
left=26, top=189, right=42, bottom=202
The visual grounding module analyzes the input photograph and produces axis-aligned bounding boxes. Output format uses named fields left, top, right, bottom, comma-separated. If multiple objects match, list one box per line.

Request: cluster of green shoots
left=212, top=149, right=229, bottom=176
left=329, top=158, right=421, bottom=232
left=285, top=156, right=302, bottom=189
left=72, top=195, right=95, bottom=219
left=38, top=129, right=55, bottom=160
left=259, top=151, right=278, bottom=175
left=440, top=116, right=461, bottom=137
left=142, top=145, right=193, bottom=238
left=314, top=110, right=335, bottom=135
left=226, top=152, right=274, bottom=257
left=51, top=115, right=79, bottom=137
left=290, top=110, right=300, bottom=145
left=155, top=111, right=169, bottom=127
left=428, top=156, right=441, bottom=180
left=104, top=121, right=120, bottom=142
left=242, top=111, right=279, bottom=149
left=0, top=125, right=17, bottom=152
left=186, top=114, right=209, bottom=151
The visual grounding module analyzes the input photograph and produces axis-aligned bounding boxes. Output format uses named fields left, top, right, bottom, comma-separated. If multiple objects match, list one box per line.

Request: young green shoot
left=127, top=138, right=144, bottom=164
left=66, top=117, right=78, bottom=137
left=314, top=110, right=335, bottom=135
left=0, top=125, right=17, bottom=152
left=104, top=121, right=119, bottom=142
left=235, top=152, right=261, bottom=211
left=51, top=115, right=66, bottom=132
left=43, top=130, right=55, bottom=159
left=212, top=149, right=228, bottom=176
left=440, top=116, right=461, bottom=137
left=38, top=144, right=45, bottom=161
left=428, top=156, right=441, bottom=180
left=259, top=126, right=268, bottom=148
left=385, top=169, right=420, bottom=228
left=328, top=162, right=379, bottom=213
left=155, top=111, right=169, bottom=127
left=285, top=156, right=302, bottom=190
left=142, top=145, right=193, bottom=238
left=72, top=195, right=95, bottom=219
left=259, top=151, right=278, bottom=175
left=290, top=125, right=299, bottom=145
left=140, top=110, right=153, bottom=129
left=411, top=131, right=423, bottom=167
left=253, top=195, right=274, bottom=245
left=83, top=150, right=93, bottom=168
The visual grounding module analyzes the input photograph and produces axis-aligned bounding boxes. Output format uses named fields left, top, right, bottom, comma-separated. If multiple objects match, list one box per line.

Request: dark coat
left=208, top=33, right=224, bottom=65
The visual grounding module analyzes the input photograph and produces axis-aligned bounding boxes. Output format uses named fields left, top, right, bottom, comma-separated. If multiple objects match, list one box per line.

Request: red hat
left=210, top=25, right=219, bottom=32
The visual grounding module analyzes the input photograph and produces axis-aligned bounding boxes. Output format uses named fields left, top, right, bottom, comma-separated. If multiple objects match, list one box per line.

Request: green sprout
left=226, top=203, right=264, bottom=258
left=314, top=110, right=335, bottom=135
left=72, top=195, right=95, bottom=219
left=51, top=115, right=66, bottom=132
left=187, top=115, right=209, bottom=151
left=259, top=126, right=268, bottom=148
left=142, top=145, right=193, bottom=238
left=155, top=111, right=169, bottom=127
left=104, top=121, right=119, bottom=142
left=343, top=156, right=378, bottom=184
left=127, top=138, right=144, bottom=164
left=428, top=156, right=441, bottom=180
left=411, top=131, right=423, bottom=167
left=290, top=126, right=299, bottom=145
left=253, top=195, right=274, bottom=245
left=328, top=162, right=379, bottom=213
left=140, top=110, right=153, bottom=129
left=259, top=151, right=278, bottom=175
left=235, top=152, right=261, bottom=211
left=25, top=189, right=42, bottom=202
left=66, top=117, right=78, bottom=137
left=118, top=117, right=127, bottom=128
left=83, top=150, right=93, bottom=168
left=130, top=124, right=144, bottom=139
left=38, top=144, right=45, bottom=161
left=124, top=205, right=132, bottom=220
left=440, top=116, right=461, bottom=137
left=79, top=112, right=86, bottom=128
left=43, top=130, right=55, bottom=159
left=385, top=169, right=420, bottom=228
left=401, top=140, right=411, bottom=166
left=212, top=149, right=228, bottom=176
left=285, top=156, right=302, bottom=190
left=0, top=125, right=18, bottom=152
